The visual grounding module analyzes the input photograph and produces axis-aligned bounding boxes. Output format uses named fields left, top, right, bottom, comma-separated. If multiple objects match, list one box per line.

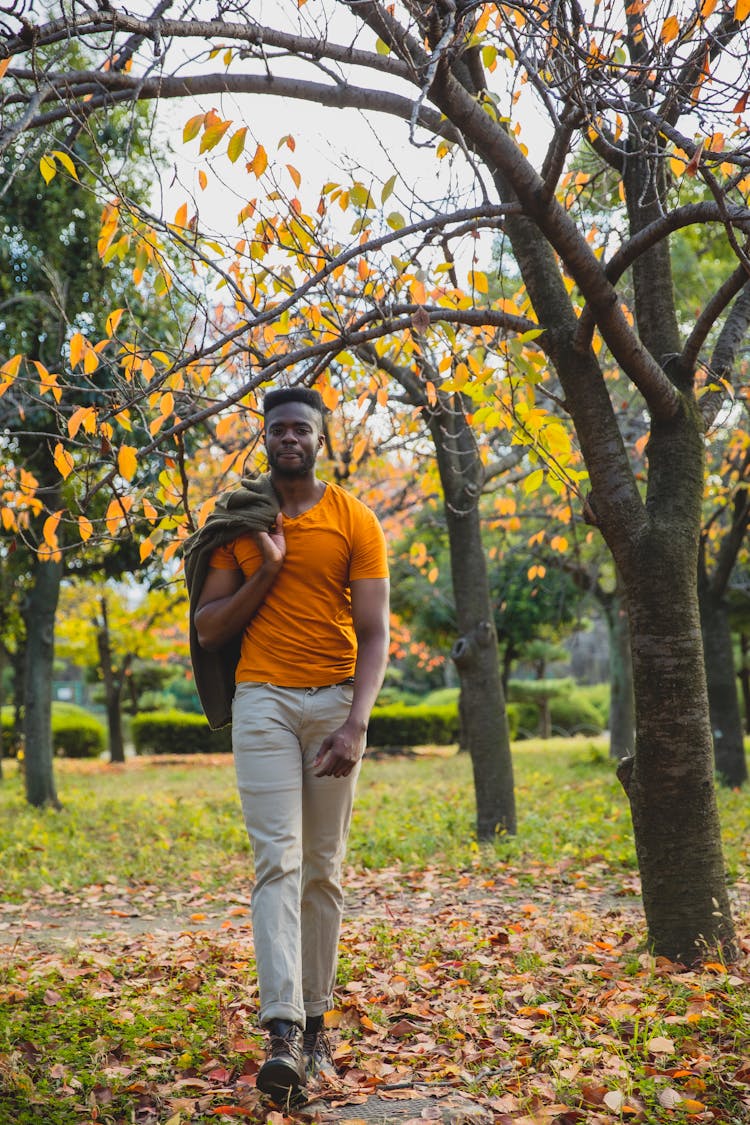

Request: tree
left=56, top=579, right=188, bottom=761
left=4, top=1, right=750, bottom=959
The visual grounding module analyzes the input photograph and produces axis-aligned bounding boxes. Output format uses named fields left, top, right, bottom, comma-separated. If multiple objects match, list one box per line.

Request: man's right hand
left=254, top=513, right=286, bottom=568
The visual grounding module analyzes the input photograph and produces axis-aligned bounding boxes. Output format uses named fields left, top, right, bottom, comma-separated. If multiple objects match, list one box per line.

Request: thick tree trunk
left=23, top=556, right=63, bottom=808
left=604, top=589, right=635, bottom=760
left=614, top=408, right=736, bottom=961
left=431, top=402, right=516, bottom=840
left=699, top=586, right=747, bottom=787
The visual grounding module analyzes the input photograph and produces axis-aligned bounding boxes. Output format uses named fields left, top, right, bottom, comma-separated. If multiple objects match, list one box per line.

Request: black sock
left=305, top=1015, right=323, bottom=1035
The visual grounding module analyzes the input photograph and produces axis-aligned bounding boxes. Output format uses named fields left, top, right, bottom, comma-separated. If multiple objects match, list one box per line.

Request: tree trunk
left=739, top=635, right=750, bottom=736
left=96, top=596, right=127, bottom=764
left=603, top=588, right=635, bottom=760
left=614, top=407, right=736, bottom=961
left=430, top=401, right=516, bottom=840
left=699, top=585, right=748, bottom=787
left=23, top=556, right=63, bottom=808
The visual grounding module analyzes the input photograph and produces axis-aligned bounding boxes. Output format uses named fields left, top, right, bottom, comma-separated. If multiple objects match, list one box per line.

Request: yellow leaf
left=39, top=154, right=56, bottom=184
left=182, top=112, right=204, bottom=143
left=53, top=443, right=75, bottom=480
left=105, top=308, right=125, bottom=337
left=160, top=391, right=174, bottom=418
left=78, top=515, right=94, bottom=542
left=523, top=468, right=544, bottom=494
left=469, top=270, right=489, bottom=294
left=117, top=445, right=138, bottom=481
left=227, top=126, right=247, bottom=163
left=51, top=149, right=78, bottom=180
left=200, top=119, right=231, bottom=153
left=287, top=163, right=301, bottom=188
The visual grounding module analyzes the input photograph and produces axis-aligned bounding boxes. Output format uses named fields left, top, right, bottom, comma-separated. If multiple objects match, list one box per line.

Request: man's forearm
left=195, top=562, right=280, bottom=650
left=348, top=629, right=389, bottom=730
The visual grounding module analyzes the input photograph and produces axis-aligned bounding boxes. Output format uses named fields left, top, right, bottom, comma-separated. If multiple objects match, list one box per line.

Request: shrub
left=1, top=703, right=106, bottom=758
left=367, top=702, right=459, bottom=748
left=131, top=710, right=232, bottom=755
left=506, top=679, right=606, bottom=738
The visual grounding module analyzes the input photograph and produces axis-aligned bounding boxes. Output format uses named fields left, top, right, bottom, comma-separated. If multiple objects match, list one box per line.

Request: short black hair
left=263, top=387, right=325, bottom=419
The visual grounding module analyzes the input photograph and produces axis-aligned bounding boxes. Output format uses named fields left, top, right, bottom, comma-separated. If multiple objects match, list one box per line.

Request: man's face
left=264, top=402, right=324, bottom=477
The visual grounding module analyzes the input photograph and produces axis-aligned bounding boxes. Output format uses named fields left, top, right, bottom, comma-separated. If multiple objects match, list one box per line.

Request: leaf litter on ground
left=0, top=745, right=748, bottom=1124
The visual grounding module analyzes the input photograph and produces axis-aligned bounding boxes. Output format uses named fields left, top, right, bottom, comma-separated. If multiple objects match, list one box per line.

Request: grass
left=0, top=737, right=747, bottom=897
left=0, top=738, right=748, bottom=1125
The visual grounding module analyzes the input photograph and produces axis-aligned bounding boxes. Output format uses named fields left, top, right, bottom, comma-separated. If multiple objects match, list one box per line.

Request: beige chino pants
left=231, top=681, right=361, bottom=1027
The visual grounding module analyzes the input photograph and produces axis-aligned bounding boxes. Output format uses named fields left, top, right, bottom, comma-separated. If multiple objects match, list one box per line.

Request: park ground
left=0, top=741, right=748, bottom=1125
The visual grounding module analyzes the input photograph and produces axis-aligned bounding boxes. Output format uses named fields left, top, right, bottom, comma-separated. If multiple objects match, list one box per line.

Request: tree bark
left=739, top=634, right=750, bottom=736
left=23, top=554, right=63, bottom=808
left=699, top=584, right=748, bottom=787
left=96, top=596, right=128, bottom=764
left=603, top=585, right=635, bottom=760
left=615, top=406, right=736, bottom=961
left=430, top=399, right=517, bottom=839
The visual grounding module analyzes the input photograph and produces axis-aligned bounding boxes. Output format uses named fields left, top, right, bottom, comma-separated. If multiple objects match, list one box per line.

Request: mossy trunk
left=699, top=586, right=747, bottom=787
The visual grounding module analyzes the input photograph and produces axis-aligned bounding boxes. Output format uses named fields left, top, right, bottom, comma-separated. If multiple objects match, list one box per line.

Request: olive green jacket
left=183, top=475, right=279, bottom=729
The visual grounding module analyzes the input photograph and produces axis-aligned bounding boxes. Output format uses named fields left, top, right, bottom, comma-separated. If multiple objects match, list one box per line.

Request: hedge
left=367, top=702, right=459, bottom=748
left=131, top=710, right=232, bottom=755
left=1, top=703, right=106, bottom=759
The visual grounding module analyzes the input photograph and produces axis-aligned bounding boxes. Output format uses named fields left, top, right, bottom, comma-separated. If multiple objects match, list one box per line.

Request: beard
left=267, top=449, right=317, bottom=477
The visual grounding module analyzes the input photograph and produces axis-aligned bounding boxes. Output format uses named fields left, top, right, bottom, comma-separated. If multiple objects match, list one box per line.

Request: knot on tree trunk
left=616, top=754, right=635, bottom=794
left=451, top=620, right=494, bottom=669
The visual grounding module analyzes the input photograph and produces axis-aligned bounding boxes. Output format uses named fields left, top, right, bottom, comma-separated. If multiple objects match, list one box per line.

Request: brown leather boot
left=257, top=1020, right=306, bottom=1105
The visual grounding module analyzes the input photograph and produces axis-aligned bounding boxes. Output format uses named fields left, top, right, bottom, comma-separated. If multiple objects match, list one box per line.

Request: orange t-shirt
left=208, top=481, right=388, bottom=687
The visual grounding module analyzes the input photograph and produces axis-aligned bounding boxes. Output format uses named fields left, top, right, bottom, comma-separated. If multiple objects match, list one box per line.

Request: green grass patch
left=0, top=737, right=747, bottom=896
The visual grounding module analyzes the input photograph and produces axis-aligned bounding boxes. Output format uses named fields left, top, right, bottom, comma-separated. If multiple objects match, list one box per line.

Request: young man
left=193, top=387, right=390, bottom=1105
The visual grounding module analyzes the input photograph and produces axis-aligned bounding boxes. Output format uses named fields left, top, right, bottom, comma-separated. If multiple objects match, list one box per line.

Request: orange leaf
left=69, top=332, right=86, bottom=368
left=117, top=445, right=138, bottom=481
left=139, top=537, right=155, bottom=562
left=78, top=515, right=94, bottom=542
left=53, top=443, right=75, bottom=480
left=248, top=144, right=268, bottom=177
left=735, top=0, right=750, bottom=20
left=0, top=57, right=11, bottom=79
left=43, top=510, right=63, bottom=547
left=198, top=169, right=208, bottom=191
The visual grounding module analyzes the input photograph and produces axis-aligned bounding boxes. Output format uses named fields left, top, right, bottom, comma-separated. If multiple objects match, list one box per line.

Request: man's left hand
left=313, top=721, right=366, bottom=777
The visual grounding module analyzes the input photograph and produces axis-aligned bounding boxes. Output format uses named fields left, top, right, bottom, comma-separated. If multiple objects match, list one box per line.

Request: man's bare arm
left=314, top=576, right=390, bottom=777
left=194, top=518, right=286, bottom=651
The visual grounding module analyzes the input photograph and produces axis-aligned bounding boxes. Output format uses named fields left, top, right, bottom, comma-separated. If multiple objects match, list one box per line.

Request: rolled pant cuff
left=304, top=1001, right=332, bottom=1019
left=261, top=1004, right=305, bottom=1028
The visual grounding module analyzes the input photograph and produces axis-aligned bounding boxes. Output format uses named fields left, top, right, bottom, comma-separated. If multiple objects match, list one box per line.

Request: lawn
left=0, top=740, right=748, bottom=1124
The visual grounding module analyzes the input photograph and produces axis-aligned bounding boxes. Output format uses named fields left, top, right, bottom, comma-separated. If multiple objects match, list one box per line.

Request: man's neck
left=271, top=472, right=326, bottom=517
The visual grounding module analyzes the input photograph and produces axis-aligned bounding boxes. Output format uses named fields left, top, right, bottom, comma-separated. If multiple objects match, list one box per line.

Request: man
left=192, top=387, right=390, bottom=1106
